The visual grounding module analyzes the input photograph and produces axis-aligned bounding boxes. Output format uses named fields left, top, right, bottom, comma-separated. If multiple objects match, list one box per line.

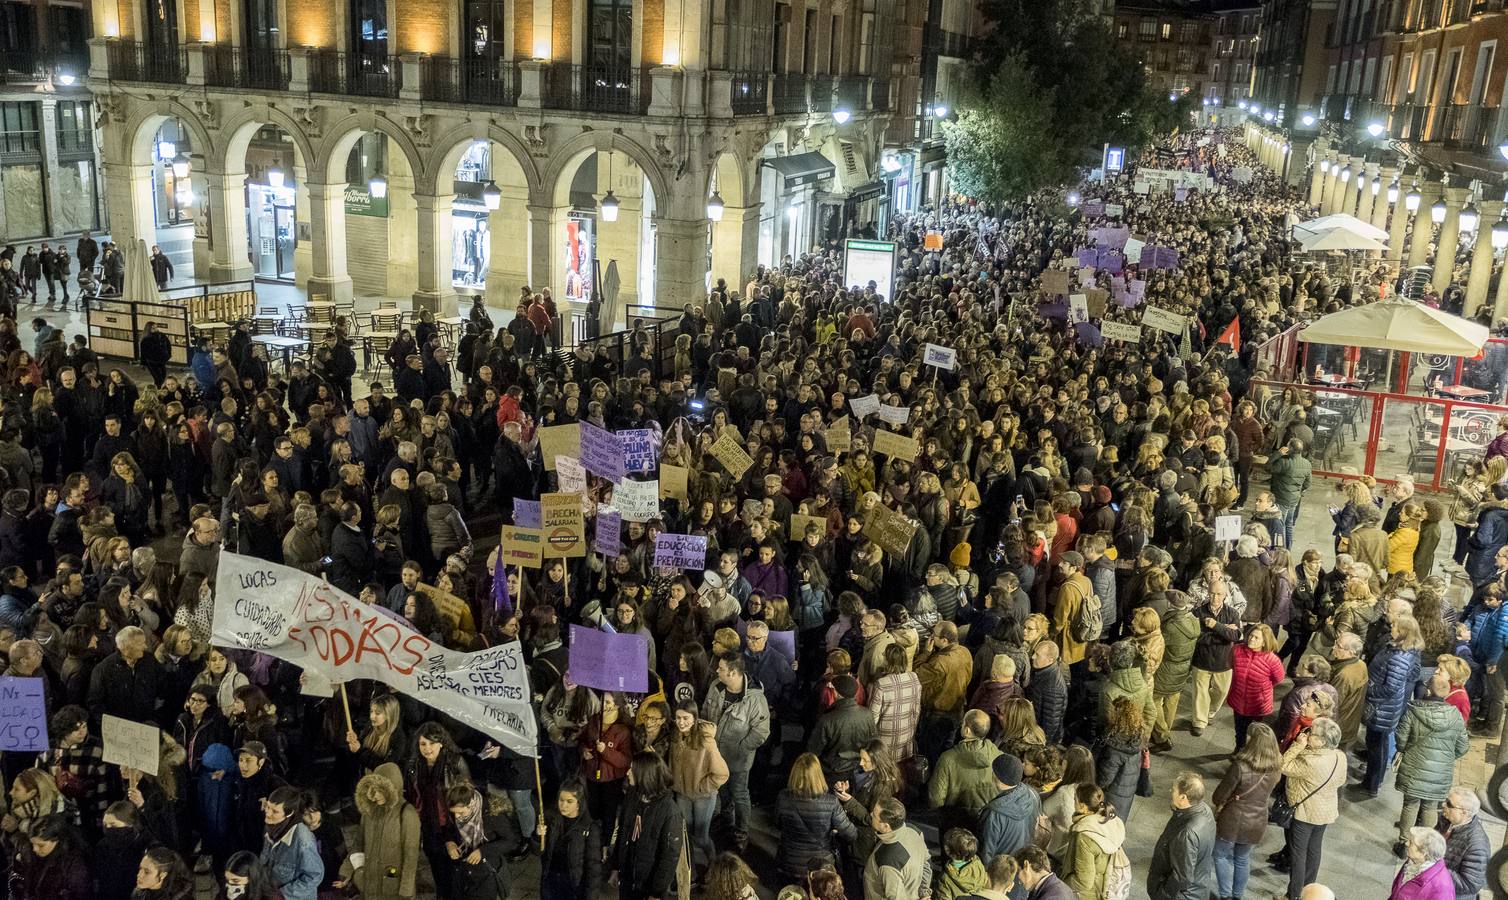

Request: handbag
left=1268, top=756, right=1338, bottom=828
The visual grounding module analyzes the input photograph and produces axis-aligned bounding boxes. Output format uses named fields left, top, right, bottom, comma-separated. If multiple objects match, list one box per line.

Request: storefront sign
left=344, top=185, right=388, bottom=218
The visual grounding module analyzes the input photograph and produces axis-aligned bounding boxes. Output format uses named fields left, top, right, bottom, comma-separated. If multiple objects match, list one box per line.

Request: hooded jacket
left=935, top=856, right=990, bottom=900
left=1155, top=607, right=1201, bottom=694
left=1102, top=666, right=1158, bottom=732
left=1063, top=812, right=1128, bottom=900
left=668, top=721, right=730, bottom=799
left=341, top=762, right=420, bottom=899
left=977, top=783, right=1041, bottom=862
left=928, top=737, right=1003, bottom=817
left=701, top=681, right=770, bottom=770
left=1394, top=699, right=1470, bottom=802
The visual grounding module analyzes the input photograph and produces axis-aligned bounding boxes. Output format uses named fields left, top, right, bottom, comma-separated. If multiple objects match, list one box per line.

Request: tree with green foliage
left=942, top=55, right=1072, bottom=201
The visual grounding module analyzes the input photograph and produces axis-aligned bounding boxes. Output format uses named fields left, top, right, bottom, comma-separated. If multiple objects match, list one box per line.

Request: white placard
left=1133, top=182, right=1150, bottom=194
left=1124, top=237, right=1145, bottom=262
left=923, top=343, right=956, bottom=370
left=1069, top=294, right=1090, bottom=323
left=102, top=715, right=161, bottom=774
left=1215, top=515, right=1242, bottom=543
left=300, top=669, right=337, bottom=698
left=843, top=239, right=897, bottom=301
left=878, top=404, right=910, bottom=426
left=615, top=478, right=661, bottom=522
left=849, top=393, right=882, bottom=419
left=1141, top=306, right=1188, bottom=334
left=1101, top=321, right=1142, bottom=343
left=213, top=553, right=538, bottom=757
left=557, top=456, right=587, bottom=494
left=1105, top=203, right=1125, bottom=217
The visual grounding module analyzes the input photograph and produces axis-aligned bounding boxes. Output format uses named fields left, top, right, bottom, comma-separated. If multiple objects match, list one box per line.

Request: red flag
left=1216, top=317, right=1241, bottom=348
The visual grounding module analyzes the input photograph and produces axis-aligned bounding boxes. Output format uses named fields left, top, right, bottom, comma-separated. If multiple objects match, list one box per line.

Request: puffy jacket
left=1026, top=662, right=1068, bottom=744
left=701, top=682, right=771, bottom=770
left=262, top=822, right=324, bottom=900
left=807, top=697, right=876, bottom=776
left=1102, top=666, right=1157, bottom=733
left=1227, top=645, right=1285, bottom=716
left=1085, top=559, right=1117, bottom=641
left=1265, top=451, right=1311, bottom=508
left=1466, top=506, right=1508, bottom=583
left=776, top=790, right=856, bottom=878
left=1390, top=859, right=1455, bottom=900
left=340, top=763, right=420, bottom=899
left=927, top=737, right=1003, bottom=817
left=1210, top=759, right=1280, bottom=845
left=1364, top=644, right=1422, bottom=731
left=614, top=791, right=684, bottom=898
left=915, top=643, right=973, bottom=717
left=1063, top=812, right=1127, bottom=900
left=1437, top=814, right=1490, bottom=900
left=1467, top=604, right=1508, bottom=667
left=977, top=784, right=1042, bottom=862
left=1394, top=699, right=1469, bottom=802
left=1155, top=609, right=1201, bottom=694
left=794, top=582, right=828, bottom=632
left=1095, top=735, right=1141, bottom=821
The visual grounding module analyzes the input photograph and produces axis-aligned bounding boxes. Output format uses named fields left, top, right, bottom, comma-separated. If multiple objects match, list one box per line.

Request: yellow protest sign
left=500, top=526, right=544, bottom=568
left=825, top=416, right=851, bottom=452
left=540, top=492, right=586, bottom=558
left=863, top=505, right=917, bottom=557
left=660, top=464, right=689, bottom=499
left=871, top=429, right=919, bottom=462
left=537, top=424, right=581, bottom=472
left=710, top=433, right=754, bottom=479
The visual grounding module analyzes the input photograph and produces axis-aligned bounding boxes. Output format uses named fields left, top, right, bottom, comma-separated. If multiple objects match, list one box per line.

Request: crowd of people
left=0, top=125, right=1497, bottom=900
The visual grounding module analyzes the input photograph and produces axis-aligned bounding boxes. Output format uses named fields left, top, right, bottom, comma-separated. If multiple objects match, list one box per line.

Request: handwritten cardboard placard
left=1101, top=320, right=1143, bottom=343
left=923, top=343, right=956, bottom=370
left=557, top=456, right=587, bottom=494
left=537, top=424, right=580, bottom=472
left=791, top=513, right=828, bottom=540
left=1040, top=269, right=1070, bottom=296
left=500, top=525, right=544, bottom=568
left=513, top=499, right=541, bottom=529
left=878, top=404, right=910, bottom=426
left=102, top=714, right=161, bottom=774
left=1105, top=202, right=1125, bottom=217
left=541, top=492, right=586, bottom=558
left=1214, top=515, right=1243, bottom=543
left=595, top=506, right=623, bottom=557
left=871, top=429, right=919, bottom=462
left=615, top=478, right=661, bottom=523
left=654, top=533, right=710, bottom=571
left=659, top=464, right=689, bottom=499
left=710, top=433, right=754, bottom=479
left=864, top=505, right=917, bottom=557
left=1141, top=305, right=1188, bottom=334
left=620, top=429, right=658, bottom=473
left=0, top=677, right=48, bottom=751
left=579, top=421, right=625, bottom=483
left=849, top=394, right=882, bottom=420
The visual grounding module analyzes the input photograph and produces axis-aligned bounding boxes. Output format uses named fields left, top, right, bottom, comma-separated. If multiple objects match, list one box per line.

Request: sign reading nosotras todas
left=924, top=343, right=957, bottom=370
left=864, top=505, right=918, bottom=557
left=213, top=552, right=538, bottom=757
left=540, top=492, right=586, bottom=558
left=500, top=526, right=543, bottom=568
left=1101, top=320, right=1143, bottom=344
left=709, top=433, right=754, bottom=478
left=1141, top=306, right=1188, bottom=334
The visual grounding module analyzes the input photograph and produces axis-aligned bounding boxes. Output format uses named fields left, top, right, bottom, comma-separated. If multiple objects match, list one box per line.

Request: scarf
left=265, top=816, right=297, bottom=844
left=455, top=791, right=486, bottom=853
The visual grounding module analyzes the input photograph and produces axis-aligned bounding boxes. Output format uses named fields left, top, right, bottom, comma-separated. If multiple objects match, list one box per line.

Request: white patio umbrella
left=1293, top=213, right=1389, bottom=241
left=123, top=238, right=160, bottom=303
left=1298, top=297, right=1488, bottom=355
left=1294, top=226, right=1388, bottom=252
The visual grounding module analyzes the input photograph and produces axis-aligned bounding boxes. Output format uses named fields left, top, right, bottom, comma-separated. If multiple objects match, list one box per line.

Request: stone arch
left=317, top=113, right=429, bottom=188
left=542, top=130, right=669, bottom=211
left=212, top=104, right=318, bottom=175
left=424, top=123, right=543, bottom=200
left=120, top=99, right=216, bottom=167
left=707, top=148, right=753, bottom=210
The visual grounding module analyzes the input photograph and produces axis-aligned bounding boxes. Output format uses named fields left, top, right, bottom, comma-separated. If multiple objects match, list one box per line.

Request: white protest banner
left=1101, top=320, right=1142, bottom=343
left=1105, top=202, right=1125, bottom=217
left=214, top=552, right=538, bottom=757
left=1123, top=237, right=1145, bottom=264
left=1068, top=294, right=1089, bottom=323
left=849, top=393, right=882, bottom=419
left=615, top=478, right=661, bottom=522
left=878, top=404, right=910, bottom=426
left=556, top=456, right=587, bottom=494
left=102, top=714, right=161, bottom=773
left=1214, top=515, right=1242, bottom=543
left=1132, top=182, right=1150, bottom=194
left=1141, top=306, right=1187, bottom=334
left=923, top=343, right=957, bottom=370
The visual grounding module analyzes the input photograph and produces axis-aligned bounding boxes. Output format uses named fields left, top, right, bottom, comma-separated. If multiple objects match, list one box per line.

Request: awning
left=845, top=181, right=888, bottom=203
left=764, top=151, right=836, bottom=189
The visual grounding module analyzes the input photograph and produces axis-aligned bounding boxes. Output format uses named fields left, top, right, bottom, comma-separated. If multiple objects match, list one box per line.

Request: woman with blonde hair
left=1387, top=501, right=1425, bottom=576
left=999, top=696, right=1047, bottom=758
left=775, top=752, right=855, bottom=879
left=1130, top=607, right=1164, bottom=680
left=346, top=693, right=406, bottom=773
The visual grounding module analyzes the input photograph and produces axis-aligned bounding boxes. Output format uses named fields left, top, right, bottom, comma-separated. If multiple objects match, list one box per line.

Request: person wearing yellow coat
left=1386, top=501, right=1424, bottom=577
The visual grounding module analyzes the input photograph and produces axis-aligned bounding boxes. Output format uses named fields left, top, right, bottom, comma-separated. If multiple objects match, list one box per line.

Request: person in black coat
left=493, top=423, right=539, bottom=519
left=444, top=784, right=520, bottom=900
left=1147, top=774, right=1218, bottom=900
left=86, top=626, right=163, bottom=727
left=1025, top=642, right=1068, bottom=744
left=0, top=488, right=30, bottom=574
left=1437, top=787, right=1489, bottom=900
left=540, top=779, right=603, bottom=900
left=394, top=355, right=427, bottom=406
left=94, top=802, right=153, bottom=900
left=139, top=322, right=172, bottom=387
left=328, top=503, right=374, bottom=595
left=613, top=753, right=685, bottom=900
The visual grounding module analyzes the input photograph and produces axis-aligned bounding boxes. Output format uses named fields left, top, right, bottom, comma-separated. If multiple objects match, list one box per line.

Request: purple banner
left=1075, top=248, right=1098, bottom=268
left=1075, top=322, right=1104, bottom=347
left=579, top=421, right=625, bottom=482
left=1157, top=247, right=1180, bottom=269
left=1097, top=249, right=1124, bottom=274
left=1038, top=301, right=1068, bottom=320
left=513, top=499, right=541, bottom=528
left=568, top=625, right=649, bottom=693
left=654, top=533, right=709, bottom=570
left=595, top=508, right=622, bottom=557
left=1097, top=226, right=1130, bottom=250
left=731, top=619, right=797, bottom=661
left=620, top=429, right=657, bottom=473
left=1082, top=200, right=1105, bottom=218
left=0, top=676, right=48, bottom=751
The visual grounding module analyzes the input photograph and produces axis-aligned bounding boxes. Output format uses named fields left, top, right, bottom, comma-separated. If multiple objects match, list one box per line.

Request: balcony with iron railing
left=204, top=44, right=290, bottom=91
left=421, top=56, right=518, bottom=106
left=773, top=73, right=809, bottom=114
left=1442, top=102, right=1501, bottom=151
left=1, top=48, right=89, bottom=84
left=309, top=50, right=401, bottom=99
left=809, top=74, right=834, bottom=112
left=540, top=64, right=651, bottom=115
left=834, top=75, right=867, bottom=111
left=729, top=71, right=770, bottom=115
left=105, top=39, right=186, bottom=85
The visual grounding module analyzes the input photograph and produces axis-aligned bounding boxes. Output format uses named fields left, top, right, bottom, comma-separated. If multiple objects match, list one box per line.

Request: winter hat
left=949, top=542, right=972, bottom=568
left=992, top=753, right=1024, bottom=785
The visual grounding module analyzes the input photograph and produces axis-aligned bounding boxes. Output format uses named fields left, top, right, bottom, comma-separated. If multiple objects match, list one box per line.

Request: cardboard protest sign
left=871, top=429, right=919, bottom=462
left=878, top=404, right=910, bottom=426
left=615, top=479, right=660, bottom=522
left=1101, top=320, right=1143, bottom=343
left=214, top=553, right=538, bottom=756
left=541, top=492, right=586, bottom=558
left=659, top=464, right=689, bottom=499
left=709, top=433, right=754, bottom=479
left=924, top=343, right=957, bottom=370
left=848, top=394, right=882, bottom=419
left=501, top=526, right=544, bottom=568
left=578, top=421, right=625, bottom=483
left=654, top=533, right=710, bottom=571
left=1079, top=267, right=1097, bottom=287
left=537, top=424, right=580, bottom=471
left=1085, top=289, right=1109, bottom=318
left=556, top=456, right=587, bottom=494
left=864, top=505, right=917, bottom=557
left=1141, top=306, right=1188, bottom=334
left=620, top=429, right=658, bottom=473
left=513, top=499, right=541, bottom=529
left=595, top=507, right=623, bottom=557
left=791, top=513, right=828, bottom=540
left=0, top=677, right=48, bottom=751
left=924, top=232, right=943, bottom=250
left=567, top=625, right=649, bottom=693
left=826, top=416, right=852, bottom=452
left=1069, top=294, right=1090, bottom=323
left=102, top=715, right=161, bottom=773
left=1132, top=182, right=1149, bottom=194
left=1040, top=269, right=1070, bottom=296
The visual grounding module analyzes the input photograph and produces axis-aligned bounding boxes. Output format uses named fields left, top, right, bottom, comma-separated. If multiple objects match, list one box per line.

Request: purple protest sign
left=578, top=421, right=625, bottom=483
left=620, top=429, right=657, bottom=473
left=1138, top=244, right=1160, bottom=268
left=567, top=625, right=649, bottom=693
left=513, top=499, right=541, bottom=528
left=1038, top=301, right=1068, bottom=320
left=1174, top=187, right=1189, bottom=202
left=1096, top=249, right=1124, bottom=275
left=1082, top=200, right=1105, bottom=218
left=595, top=507, right=622, bottom=557
left=654, top=533, right=709, bottom=570
left=731, top=619, right=797, bottom=662
left=0, top=676, right=49, bottom=751
left=1075, top=322, right=1104, bottom=347
left=1075, top=248, right=1098, bottom=268
left=1097, top=226, right=1130, bottom=250
left=1156, top=247, right=1180, bottom=269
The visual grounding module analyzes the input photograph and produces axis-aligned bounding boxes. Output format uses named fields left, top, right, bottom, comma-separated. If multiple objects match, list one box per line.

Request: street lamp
left=1264, top=110, right=1275, bottom=122
left=1301, top=113, right=1317, bottom=126
left=600, top=189, right=620, bottom=222
left=56, top=72, right=75, bottom=86
left=266, top=168, right=285, bottom=189
left=171, top=154, right=190, bottom=179
left=1366, top=122, right=1385, bottom=138
left=1405, top=183, right=1422, bottom=213
left=1371, top=176, right=1381, bottom=196
left=1387, top=179, right=1400, bottom=204
left=1066, top=191, right=1081, bottom=207
left=1339, top=166, right=1351, bottom=183
left=1430, top=198, right=1447, bottom=224
left=481, top=180, right=500, bottom=210
left=1460, top=202, right=1480, bottom=232
left=1238, top=100, right=1249, bottom=110
left=1492, top=211, right=1508, bottom=249
left=1499, top=140, right=1508, bottom=161
left=833, top=108, right=852, bottom=125
left=369, top=175, right=388, bottom=200
left=706, top=191, right=725, bottom=222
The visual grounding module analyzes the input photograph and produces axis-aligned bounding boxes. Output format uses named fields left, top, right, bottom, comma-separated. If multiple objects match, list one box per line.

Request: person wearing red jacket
left=495, top=384, right=525, bottom=432
left=579, top=689, right=632, bottom=844
left=1228, top=623, right=1285, bottom=750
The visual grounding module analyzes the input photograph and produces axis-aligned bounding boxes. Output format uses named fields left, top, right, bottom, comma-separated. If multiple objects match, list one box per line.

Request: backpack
left=1070, top=591, right=1104, bottom=644
left=1102, top=847, right=1132, bottom=900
